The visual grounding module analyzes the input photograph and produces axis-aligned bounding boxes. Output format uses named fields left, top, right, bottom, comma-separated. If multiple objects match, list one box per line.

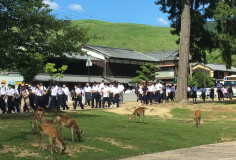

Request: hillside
left=73, top=19, right=179, bottom=52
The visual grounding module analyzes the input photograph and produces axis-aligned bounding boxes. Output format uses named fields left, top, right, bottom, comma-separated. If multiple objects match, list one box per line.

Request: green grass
left=73, top=19, right=179, bottom=52
left=1, top=106, right=236, bottom=160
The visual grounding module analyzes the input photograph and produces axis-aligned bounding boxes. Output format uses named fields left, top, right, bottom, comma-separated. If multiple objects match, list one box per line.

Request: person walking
left=0, top=80, right=7, bottom=113
left=6, top=84, right=14, bottom=113
left=83, top=83, right=92, bottom=106
left=192, top=86, right=197, bottom=103
left=20, top=84, right=31, bottom=112
left=209, top=87, right=215, bottom=102
left=73, top=84, right=84, bottom=110
left=102, top=83, right=110, bottom=108
left=62, top=84, right=70, bottom=110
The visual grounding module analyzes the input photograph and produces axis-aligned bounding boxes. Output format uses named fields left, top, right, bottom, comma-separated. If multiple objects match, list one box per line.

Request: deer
left=194, top=109, right=201, bottom=127
left=47, top=114, right=82, bottom=142
left=31, top=107, right=45, bottom=131
left=128, top=107, right=146, bottom=123
left=39, top=123, right=66, bottom=154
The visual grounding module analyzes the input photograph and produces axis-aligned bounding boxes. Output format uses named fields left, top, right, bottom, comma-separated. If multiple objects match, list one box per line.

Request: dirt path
left=121, top=141, right=236, bottom=160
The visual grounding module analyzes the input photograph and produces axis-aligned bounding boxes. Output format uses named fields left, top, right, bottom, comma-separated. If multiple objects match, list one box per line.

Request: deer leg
left=49, top=138, right=54, bottom=154
left=71, top=127, right=74, bottom=142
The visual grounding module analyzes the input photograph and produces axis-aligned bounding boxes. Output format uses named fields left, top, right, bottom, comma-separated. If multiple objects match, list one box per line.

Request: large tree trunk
left=175, top=0, right=191, bottom=103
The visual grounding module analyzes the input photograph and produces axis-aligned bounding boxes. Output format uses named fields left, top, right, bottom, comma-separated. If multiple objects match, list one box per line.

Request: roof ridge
left=86, top=44, right=134, bottom=51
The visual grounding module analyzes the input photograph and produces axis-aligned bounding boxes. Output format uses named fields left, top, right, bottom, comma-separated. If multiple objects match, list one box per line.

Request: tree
left=213, top=1, right=236, bottom=69
left=44, top=63, right=68, bottom=81
left=132, top=63, right=159, bottom=82
left=0, top=0, right=89, bottom=81
left=188, top=72, right=214, bottom=88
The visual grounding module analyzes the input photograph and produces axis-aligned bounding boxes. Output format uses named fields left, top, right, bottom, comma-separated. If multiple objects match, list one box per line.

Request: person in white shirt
left=73, top=84, right=84, bottom=110
left=138, top=84, right=144, bottom=105
left=57, top=84, right=66, bottom=110
left=216, top=81, right=224, bottom=101
left=95, top=83, right=102, bottom=108
left=34, top=83, right=46, bottom=110
left=0, top=80, right=7, bottom=113
left=62, top=84, right=70, bottom=110
left=49, top=84, right=58, bottom=109
left=91, top=82, right=98, bottom=108
left=155, top=81, right=162, bottom=103
left=6, top=84, right=15, bottom=113
left=109, top=83, right=115, bottom=108
left=83, top=83, right=92, bottom=106
left=118, top=83, right=124, bottom=104
left=113, top=84, right=120, bottom=107
left=191, top=86, right=198, bottom=102
left=147, top=83, right=155, bottom=105
left=201, top=86, right=207, bottom=102
left=12, top=85, right=20, bottom=113
left=102, top=83, right=110, bottom=108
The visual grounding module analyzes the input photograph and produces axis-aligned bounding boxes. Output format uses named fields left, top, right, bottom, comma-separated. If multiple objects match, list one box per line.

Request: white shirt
left=187, top=87, right=191, bottom=92
left=62, top=87, right=69, bottom=95
left=84, top=86, right=92, bottom=92
left=148, top=85, right=155, bottom=92
left=97, top=85, right=102, bottom=94
left=57, top=87, right=63, bottom=95
left=75, top=88, right=82, bottom=95
left=118, top=84, right=124, bottom=93
left=6, top=88, right=14, bottom=96
left=171, top=86, right=176, bottom=92
left=114, top=88, right=120, bottom=95
left=14, top=89, right=20, bottom=98
left=92, top=85, right=98, bottom=93
left=167, top=87, right=171, bottom=93
left=102, top=86, right=110, bottom=97
left=216, top=83, right=222, bottom=89
left=138, top=87, right=143, bottom=94
left=0, top=85, right=6, bottom=95
left=51, top=86, right=58, bottom=96
left=109, top=85, right=116, bottom=94
left=155, top=83, right=162, bottom=91
left=192, top=86, right=197, bottom=92
left=35, top=88, right=44, bottom=96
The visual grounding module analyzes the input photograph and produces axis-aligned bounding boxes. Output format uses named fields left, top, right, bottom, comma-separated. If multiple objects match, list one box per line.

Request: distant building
left=192, top=63, right=236, bottom=81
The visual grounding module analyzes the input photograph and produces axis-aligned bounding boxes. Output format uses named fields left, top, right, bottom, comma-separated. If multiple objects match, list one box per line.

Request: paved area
left=121, top=141, right=236, bottom=160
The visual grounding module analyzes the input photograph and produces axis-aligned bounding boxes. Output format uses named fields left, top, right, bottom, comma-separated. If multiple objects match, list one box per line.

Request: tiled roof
left=84, top=45, right=157, bottom=62
left=192, top=63, right=236, bottom=72
left=63, top=53, right=100, bottom=61
left=144, top=50, right=179, bottom=61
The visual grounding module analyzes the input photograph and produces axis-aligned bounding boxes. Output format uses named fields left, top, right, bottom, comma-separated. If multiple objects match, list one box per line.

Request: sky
left=43, top=0, right=170, bottom=27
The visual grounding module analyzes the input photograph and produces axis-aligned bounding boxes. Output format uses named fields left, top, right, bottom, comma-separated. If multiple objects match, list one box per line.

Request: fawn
left=128, top=107, right=146, bottom=123
left=194, top=110, right=201, bottom=127
left=48, top=114, right=82, bottom=142
left=31, top=107, right=45, bottom=130
left=39, top=123, right=66, bottom=154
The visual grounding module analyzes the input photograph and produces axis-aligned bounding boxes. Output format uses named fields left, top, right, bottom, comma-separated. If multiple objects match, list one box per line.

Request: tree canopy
left=0, top=0, right=90, bottom=82
left=132, top=63, right=159, bottom=82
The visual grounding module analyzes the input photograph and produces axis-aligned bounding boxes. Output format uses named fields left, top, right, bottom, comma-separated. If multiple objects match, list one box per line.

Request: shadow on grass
left=191, top=100, right=236, bottom=105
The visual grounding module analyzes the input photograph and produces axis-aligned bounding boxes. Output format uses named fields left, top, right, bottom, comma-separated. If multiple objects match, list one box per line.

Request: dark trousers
left=73, top=95, right=84, bottom=109
left=143, top=95, right=148, bottom=105
left=58, top=94, right=65, bottom=110
left=13, top=97, right=21, bottom=113
left=148, top=92, right=154, bottom=104
left=7, top=96, right=13, bottom=113
left=91, top=92, right=96, bottom=108
left=114, top=94, right=120, bottom=107
left=49, top=96, right=57, bottom=109
left=0, top=95, right=6, bottom=113
left=95, top=93, right=101, bottom=108
left=155, top=91, right=161, bottom=103
left=102, top=97, right=110, bottom=108
left=109, top=93, right=114, bottom=105
left=35, top=96, right=44, bottom=110
left=85, top=92, right=91, bottom=106
left=29, top=93, right=35, bottom=110
left=63, top=95, right=68, bottom=109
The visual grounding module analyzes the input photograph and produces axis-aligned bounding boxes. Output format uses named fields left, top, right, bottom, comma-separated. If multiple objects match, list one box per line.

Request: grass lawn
left=1, top=101, right=236, bottom=160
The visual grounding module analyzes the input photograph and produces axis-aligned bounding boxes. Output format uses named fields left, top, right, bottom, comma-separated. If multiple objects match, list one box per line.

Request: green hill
left=73, top=19, right=179, bottom=52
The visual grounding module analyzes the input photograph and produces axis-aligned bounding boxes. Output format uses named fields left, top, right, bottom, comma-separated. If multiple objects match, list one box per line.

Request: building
left=1, top=45, right=180, bottom=85
left=192, top=63, right=236, bottom=81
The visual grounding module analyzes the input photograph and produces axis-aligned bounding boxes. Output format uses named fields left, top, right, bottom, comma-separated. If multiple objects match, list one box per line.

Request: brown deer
left=48, top=114, right=82, bottom=142
left=194, top=110, right=201, bottom=127
left=31, top=107, right=45, bottom=130
left=39, top=123, right=66, bottom=154
left=128, top=107, right=146, bottom=123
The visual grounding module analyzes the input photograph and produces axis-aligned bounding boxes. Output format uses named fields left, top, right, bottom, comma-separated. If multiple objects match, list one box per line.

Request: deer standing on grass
left=48, top=114, right=82, bottom=142
left=39, top=123, right=66, bottom=154
left=128, top=107, right=146, bottom=123
left=31, top=107, right=45, bottom=130
left=194, top=110, right=201, bottom=127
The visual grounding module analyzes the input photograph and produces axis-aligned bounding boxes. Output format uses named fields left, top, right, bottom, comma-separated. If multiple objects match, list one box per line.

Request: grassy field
left=1, top=101, right=236, bottom=160
left=73, top=19, right=179, bottom=52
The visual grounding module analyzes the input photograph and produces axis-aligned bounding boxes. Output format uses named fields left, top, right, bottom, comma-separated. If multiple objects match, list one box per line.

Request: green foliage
left=213, top=1, right=236, bottom=69
left=44, top=63, right=68, bottom=80
left=132, top=63, right=159, bottom=82
left=0, top=0, right=89, bottom=80
left=189, top=71, right=215, bottom=88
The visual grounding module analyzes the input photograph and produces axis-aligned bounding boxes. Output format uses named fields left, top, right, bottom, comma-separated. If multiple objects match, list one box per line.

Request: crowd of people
left=0, top=80, right=125, bottom=114
left=136, top=81, right=234, bottom=105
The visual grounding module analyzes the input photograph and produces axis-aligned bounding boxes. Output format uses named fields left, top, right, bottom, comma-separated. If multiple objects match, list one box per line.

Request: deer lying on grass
left=48, top=114, right=82, bottom=142
left=194, top=110, right=201, bottom=127
left=31, top=107, right=45, bottom=130
left=39, top=123, right=66, bottom=154
left=128, top=107, right=146, bottom=123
